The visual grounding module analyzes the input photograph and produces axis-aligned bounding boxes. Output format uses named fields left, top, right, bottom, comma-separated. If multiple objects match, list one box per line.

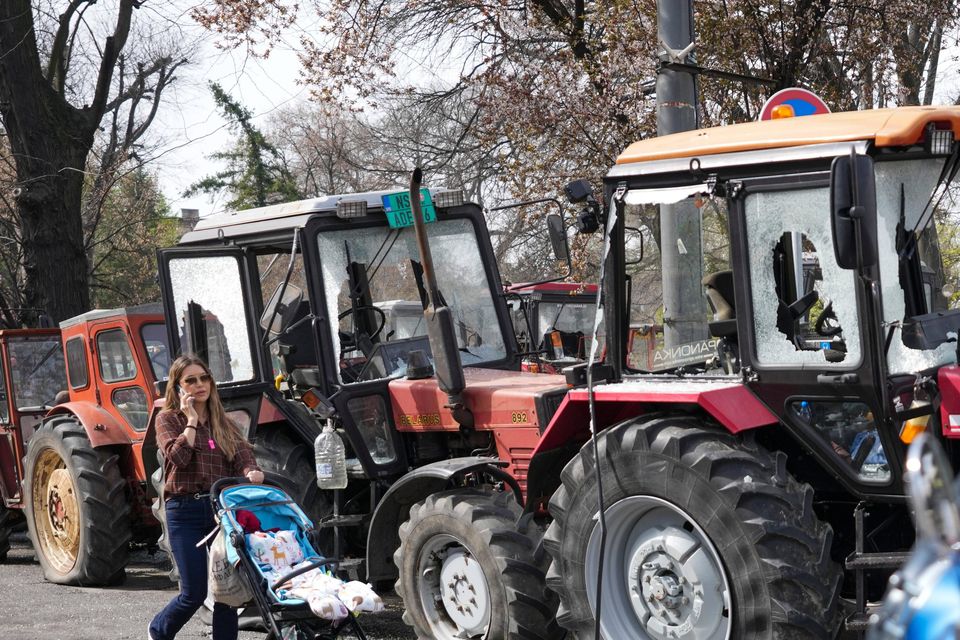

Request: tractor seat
left=702, top=271, right=736, bottom=338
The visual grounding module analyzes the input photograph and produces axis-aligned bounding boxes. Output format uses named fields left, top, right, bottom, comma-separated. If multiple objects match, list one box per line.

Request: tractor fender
left=47, top=403, right=132, bottom=448
left=533, top=381, right=778, bottom=457
left=365, top=456, right=521, bottom=583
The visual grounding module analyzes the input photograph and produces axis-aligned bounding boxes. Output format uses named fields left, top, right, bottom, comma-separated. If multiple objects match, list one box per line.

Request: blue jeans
left=149, top=496, right=238, bottom=640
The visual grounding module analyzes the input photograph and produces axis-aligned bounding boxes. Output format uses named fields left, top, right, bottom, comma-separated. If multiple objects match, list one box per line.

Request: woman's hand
left=179, top=389, right=198, bottom=423
left=245, top=469, right=264, bottom=484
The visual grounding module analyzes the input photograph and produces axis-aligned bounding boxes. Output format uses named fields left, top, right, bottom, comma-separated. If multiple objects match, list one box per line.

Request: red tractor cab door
left=157, top=246, right=268, bottom=387
left=87, top=320, right=155, bottom=437
left=0, top=337, right=21, bottom=505
left=0, top=330, right=66, bottom=507
left=728, top=173, right=897, bottom=498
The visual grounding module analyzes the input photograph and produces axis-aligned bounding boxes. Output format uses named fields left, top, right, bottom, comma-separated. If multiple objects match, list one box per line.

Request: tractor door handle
left=816, top=373, right=859, bottom=385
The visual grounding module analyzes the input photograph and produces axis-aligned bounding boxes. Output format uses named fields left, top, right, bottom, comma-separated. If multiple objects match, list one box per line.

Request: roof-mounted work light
left=925, top=123, right=955, bottom=156
left=336, top=199, right=367, bottom=218
left=433, top=189, right=464, bottom=209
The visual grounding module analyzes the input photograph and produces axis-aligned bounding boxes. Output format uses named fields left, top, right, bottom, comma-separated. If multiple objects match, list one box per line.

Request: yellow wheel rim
left=32, top=448, right=80, bottom=575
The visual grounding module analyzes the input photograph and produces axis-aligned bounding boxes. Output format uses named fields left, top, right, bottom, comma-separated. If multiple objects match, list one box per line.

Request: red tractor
left=0, top=305, right=169, bottom=584
left=149, top=184, right=570, bottom=638
left=537, top=106, right=960, bottom=638
left=505, top=281, right=598, bottom=373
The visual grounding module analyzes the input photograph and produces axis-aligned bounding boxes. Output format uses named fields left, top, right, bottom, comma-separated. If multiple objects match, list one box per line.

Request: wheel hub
left=585, top=496, right=731, bottom=640
left=46, top=468, right=79, bottom=543
left=438, top=549, right=489, bottom=637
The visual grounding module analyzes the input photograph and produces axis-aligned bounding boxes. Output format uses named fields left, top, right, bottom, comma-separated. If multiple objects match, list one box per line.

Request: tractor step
left=844, top=608, right=879, bottom=631
left=335, top=557, right=365, bottom=581
left=317, top=514, right=365, bottom=528
left=844, top=550, right=910, bottom=570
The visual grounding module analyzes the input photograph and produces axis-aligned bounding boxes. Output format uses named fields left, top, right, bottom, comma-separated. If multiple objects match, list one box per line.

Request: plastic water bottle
left=314, top=420, right=347, bottom=489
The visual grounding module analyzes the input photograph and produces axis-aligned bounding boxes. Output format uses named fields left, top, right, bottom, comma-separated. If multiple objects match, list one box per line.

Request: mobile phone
left=176, top=385, right=184, bottom=397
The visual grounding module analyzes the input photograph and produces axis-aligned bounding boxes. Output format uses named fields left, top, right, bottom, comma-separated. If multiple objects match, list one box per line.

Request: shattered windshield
left=877, top=158, right=958, bottom=374
left=317, top=218, right=507, bottom=384
left=9, top=336, right=68, bottom=409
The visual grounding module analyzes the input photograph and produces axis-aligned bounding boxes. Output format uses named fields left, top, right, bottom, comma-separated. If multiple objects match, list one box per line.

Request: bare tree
left=0, top=0, right=184, bottom=323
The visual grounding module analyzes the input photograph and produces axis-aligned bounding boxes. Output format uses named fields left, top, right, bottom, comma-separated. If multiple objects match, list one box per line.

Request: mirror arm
left=490, top=197, right=573, bottom=288
left=263, top=312, right=315, bottom=348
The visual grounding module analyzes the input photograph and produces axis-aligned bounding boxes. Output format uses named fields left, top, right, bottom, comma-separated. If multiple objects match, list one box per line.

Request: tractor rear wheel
left=395, top=488, right=560, bottom=640
left=24, top=417, right=131, bottom=585
left=544, top=415, right=842, bottom=639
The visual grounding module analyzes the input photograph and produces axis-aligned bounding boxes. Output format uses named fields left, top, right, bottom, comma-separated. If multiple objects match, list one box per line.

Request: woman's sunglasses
left=181, top=373, right=212, bottom=386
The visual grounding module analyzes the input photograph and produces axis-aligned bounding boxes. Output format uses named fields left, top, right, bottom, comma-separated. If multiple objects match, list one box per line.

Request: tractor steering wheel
left=337, top=305, right=388, bottom=344
left=814, top=301, right=843, bottom=337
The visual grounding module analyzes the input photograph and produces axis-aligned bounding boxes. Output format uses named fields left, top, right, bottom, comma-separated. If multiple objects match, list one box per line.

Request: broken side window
left=744, top=187, right=862, bottom=366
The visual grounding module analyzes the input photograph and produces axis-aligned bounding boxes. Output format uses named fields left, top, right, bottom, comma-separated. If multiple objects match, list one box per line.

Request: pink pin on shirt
left=208, top=438, right=216, bottom=450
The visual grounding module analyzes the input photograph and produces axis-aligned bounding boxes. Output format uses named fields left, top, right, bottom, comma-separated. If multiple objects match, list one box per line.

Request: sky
left=147, top=14, right=311, bottom=219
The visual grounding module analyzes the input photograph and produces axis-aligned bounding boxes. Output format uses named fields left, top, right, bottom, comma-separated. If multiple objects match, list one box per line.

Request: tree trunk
left=0, top=0, right=96, bottom=324
left=16, top=145, right=92, bottom=324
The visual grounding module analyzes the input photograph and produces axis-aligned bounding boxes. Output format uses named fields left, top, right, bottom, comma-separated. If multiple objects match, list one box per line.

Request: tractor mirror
left=546, top=214, right=570, bottom=263
left=425, top=305, right=466, bottom=395
left=830, top=153, right=878, bottom=269
left=260, top=284, right=303, bottom=335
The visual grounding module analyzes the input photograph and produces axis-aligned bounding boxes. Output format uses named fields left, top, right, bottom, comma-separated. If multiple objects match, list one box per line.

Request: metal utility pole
left=657, top=0, right=706, bottom=347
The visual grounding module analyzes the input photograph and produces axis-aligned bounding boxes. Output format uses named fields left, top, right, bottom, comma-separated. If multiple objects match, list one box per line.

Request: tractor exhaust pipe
left=410, top=168, right=474, bottom=431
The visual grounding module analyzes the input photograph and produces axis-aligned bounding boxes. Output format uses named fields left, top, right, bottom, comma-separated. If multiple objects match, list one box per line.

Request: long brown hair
left=164, top=354, right=243, bottom=460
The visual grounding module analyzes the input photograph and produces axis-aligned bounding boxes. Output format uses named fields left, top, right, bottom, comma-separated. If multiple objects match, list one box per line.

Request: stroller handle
left=210, top=476, right=250, bottom=503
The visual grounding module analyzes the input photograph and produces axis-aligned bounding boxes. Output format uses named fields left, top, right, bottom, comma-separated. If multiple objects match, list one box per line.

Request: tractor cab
left=598, top=108, right=960, bottom=496
left=505, top=281, right=598, bottom=373
left=157, top=188, right=522, bottom=481
left=0, top=329, right=67, bottom=516
left=539, top=106, right=960, bottom=636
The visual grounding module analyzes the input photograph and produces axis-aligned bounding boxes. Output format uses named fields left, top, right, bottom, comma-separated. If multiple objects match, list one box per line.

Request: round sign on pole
left=759, top=88, right=831, bottom=121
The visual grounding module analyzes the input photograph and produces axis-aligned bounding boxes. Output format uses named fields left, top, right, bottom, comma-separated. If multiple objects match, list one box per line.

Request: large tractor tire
left=395, top=487, right=560, bottom=640
left=544, top=415, right=842, bottom=640
left=0, top=503, right=12, bottom=562
left=23, top=417, right=131, bottom=585
left=253, top=426, right=331, bottom=527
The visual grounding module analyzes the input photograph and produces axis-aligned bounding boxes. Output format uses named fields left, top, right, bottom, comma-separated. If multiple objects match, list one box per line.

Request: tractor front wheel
left=545, top=415, right=842, bottom=639
left=395, top=488, right=559, bottom=640
left=24, top=417, right=131, bottom=585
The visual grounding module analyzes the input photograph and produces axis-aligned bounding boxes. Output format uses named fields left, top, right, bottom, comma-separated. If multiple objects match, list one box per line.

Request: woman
left=148, top=355, right=264, bottom=640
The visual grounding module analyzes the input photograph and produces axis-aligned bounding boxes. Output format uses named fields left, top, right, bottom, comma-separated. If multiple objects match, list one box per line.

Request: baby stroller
left=210, top=478, right=370, bottom=640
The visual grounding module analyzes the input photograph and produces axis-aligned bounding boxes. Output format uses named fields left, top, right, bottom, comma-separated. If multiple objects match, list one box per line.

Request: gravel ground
left=0, top=533, right=415, bottom=640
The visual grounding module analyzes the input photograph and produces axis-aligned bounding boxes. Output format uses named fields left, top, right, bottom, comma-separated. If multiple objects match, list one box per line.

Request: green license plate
left=381, top=189, right=436, bottom=228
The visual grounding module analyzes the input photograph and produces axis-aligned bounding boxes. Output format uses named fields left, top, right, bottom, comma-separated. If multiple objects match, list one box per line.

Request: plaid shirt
left=156, top=409, right=260, bottom=496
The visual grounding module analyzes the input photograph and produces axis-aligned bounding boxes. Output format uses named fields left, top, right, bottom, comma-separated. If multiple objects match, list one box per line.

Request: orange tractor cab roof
left=615, top=106, right=960, bottom=166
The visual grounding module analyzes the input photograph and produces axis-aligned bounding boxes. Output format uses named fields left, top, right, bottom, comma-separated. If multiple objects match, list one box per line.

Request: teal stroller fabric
left=212, top=481, right=368, bottom=640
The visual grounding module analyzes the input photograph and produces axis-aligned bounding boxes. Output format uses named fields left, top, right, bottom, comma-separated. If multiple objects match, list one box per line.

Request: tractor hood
left=388, top=368, right=567, bottom=432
